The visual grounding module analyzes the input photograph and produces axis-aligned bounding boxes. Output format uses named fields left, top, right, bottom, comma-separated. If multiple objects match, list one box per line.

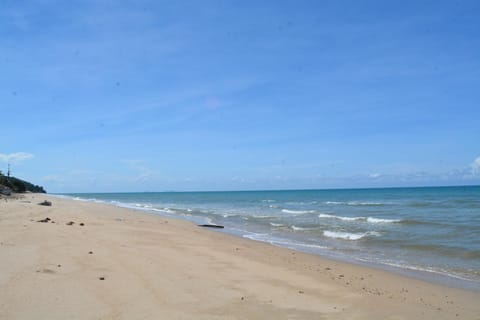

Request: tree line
left=0, top=171, right=46, bottom=193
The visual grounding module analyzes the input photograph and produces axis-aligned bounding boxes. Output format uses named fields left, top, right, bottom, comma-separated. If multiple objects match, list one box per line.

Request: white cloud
left=0, top=152, right=34, bottom=164
left=471, top=156, right=480, bottom=174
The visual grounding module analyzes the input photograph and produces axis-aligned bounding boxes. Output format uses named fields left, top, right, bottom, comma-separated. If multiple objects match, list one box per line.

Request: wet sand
left=1, top=194, right=479, bottom=319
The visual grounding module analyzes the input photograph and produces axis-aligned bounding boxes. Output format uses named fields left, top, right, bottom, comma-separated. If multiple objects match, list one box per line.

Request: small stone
left=66, top=221, right=74, bottom=226
left=79, top=223, right=85, bottom=226
left=88, top=251, right=93, bottom=254
left=99, top=277, right=105, bottom=280
left=298, top=290, right=304, bottom=294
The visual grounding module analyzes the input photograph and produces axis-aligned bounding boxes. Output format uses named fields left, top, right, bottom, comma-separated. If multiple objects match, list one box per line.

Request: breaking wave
left=318, top=213, right=401, bottom=224
left=323, top=230, right=381, bottom=240
left=281, top=209, right=316, bottom=214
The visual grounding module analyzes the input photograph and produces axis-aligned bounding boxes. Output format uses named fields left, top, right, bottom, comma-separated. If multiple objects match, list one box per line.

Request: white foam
left=252, top=215, right=274, bottom=218
left=281, top=209, right=316, bottom=214
left=347, top=201, right=384, bottom=206
left=242, top=233, right=327, bottom=250
left=222, top=213, right=239, bottom=218
left=366, top=217, right=401, bottom=223
left=269, top=223, right=284, bottom=227
left=324, top=201, right=385, bottom=206
left=325, top=201, right=344, bottom=205
left=151, top=208, right=175, bottom=214
left=318, top=213, right=363, bottom=221
left=323, top=230, right=380, bottom=240
left=319, top=213, right=400, bottom=224
left=291, top=225, right=309, bottom=231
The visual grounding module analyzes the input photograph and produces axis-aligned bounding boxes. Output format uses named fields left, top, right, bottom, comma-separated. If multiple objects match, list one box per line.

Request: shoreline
left=54, top=192, right=480, bottom=292
left=1, top=193, right=479, bottom=319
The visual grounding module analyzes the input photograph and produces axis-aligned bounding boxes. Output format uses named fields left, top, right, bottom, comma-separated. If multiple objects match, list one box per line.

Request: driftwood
left=198, top=224, right=224, bottom=229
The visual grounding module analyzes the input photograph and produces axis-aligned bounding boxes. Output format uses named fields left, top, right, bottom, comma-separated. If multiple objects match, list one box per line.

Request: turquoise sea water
left=60, top=186, right=480, bottom=290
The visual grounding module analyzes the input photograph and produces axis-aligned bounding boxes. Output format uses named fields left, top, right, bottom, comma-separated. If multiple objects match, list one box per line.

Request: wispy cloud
left=0, top=152, right=34, bottom=164
left=471, top=156, right=480, bottom=175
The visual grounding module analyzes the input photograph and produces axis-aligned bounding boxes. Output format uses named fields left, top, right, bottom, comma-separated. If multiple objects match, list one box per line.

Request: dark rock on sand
left=38, top=200, right=52, bottom=206
left=66, top=221, right=75, bottom=226
left=37, top=217, right=51, bottom=223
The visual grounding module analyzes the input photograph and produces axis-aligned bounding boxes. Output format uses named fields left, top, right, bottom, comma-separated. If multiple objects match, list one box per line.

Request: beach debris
left=198, top=224, right=224, bottom=229
left=298, top=290, right=304, bottom=294
left=66, top=221, right=75, bottom=226
left=79, top=223, right=85, bottom=226
left=99, top=277, right=105, bottom=280
left=37, top=217, right=51, bottom=223
left=38, top=200, right=52, bottom=206
left=57, top=264, right=61, bottom=267
left=88, top=251, right=93, bottom=254
left=38, top=268, right=55, bottom=274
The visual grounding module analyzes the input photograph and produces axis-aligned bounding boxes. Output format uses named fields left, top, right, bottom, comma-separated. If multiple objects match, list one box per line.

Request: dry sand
left=1, top=193, right=479, bottom=319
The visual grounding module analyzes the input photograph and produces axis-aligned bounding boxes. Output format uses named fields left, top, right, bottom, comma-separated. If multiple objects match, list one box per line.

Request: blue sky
left=1, top=0, right=479, bottom=192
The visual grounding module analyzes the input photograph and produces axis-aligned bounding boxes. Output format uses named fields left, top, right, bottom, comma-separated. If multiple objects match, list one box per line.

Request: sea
left=58, top=186, right=480, bottom=291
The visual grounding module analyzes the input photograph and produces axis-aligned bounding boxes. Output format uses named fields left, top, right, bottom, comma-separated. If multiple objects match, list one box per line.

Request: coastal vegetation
left=0, top=171, right=46, bottom=194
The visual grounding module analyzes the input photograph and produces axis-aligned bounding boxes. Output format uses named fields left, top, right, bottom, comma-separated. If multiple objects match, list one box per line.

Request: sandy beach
left=0, top=193, right=479, bottom=319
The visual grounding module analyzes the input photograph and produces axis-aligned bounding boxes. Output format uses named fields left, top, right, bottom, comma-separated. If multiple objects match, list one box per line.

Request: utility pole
left=7, top=162, right=10, bottom=177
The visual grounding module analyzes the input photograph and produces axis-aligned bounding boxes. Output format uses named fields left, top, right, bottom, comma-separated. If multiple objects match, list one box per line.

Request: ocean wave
left=325, top=201, right=343, bottom=205
left=319, top=213, right=400, bottom=224
left=366, top=217, right=401, bottom=223
left=324, top=201, right=385, bottom=206
left=251, top=214, right=275, bottom=219
left=347, top=201, right=385, bottom=206
left=290, top=225, right=312, bottom=231
left=269, top=222, right=284, bottom=227
left=243, top=233, right=328, bottom=250
left=222, top=213, right=239, bottom=218
left=318, top=213, right=361, bottom=221
left=281, top=209, right=316, bottom=214
left=323, top=230, right=380, bottom=240
left=151, top=207, right=176, bottom=214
